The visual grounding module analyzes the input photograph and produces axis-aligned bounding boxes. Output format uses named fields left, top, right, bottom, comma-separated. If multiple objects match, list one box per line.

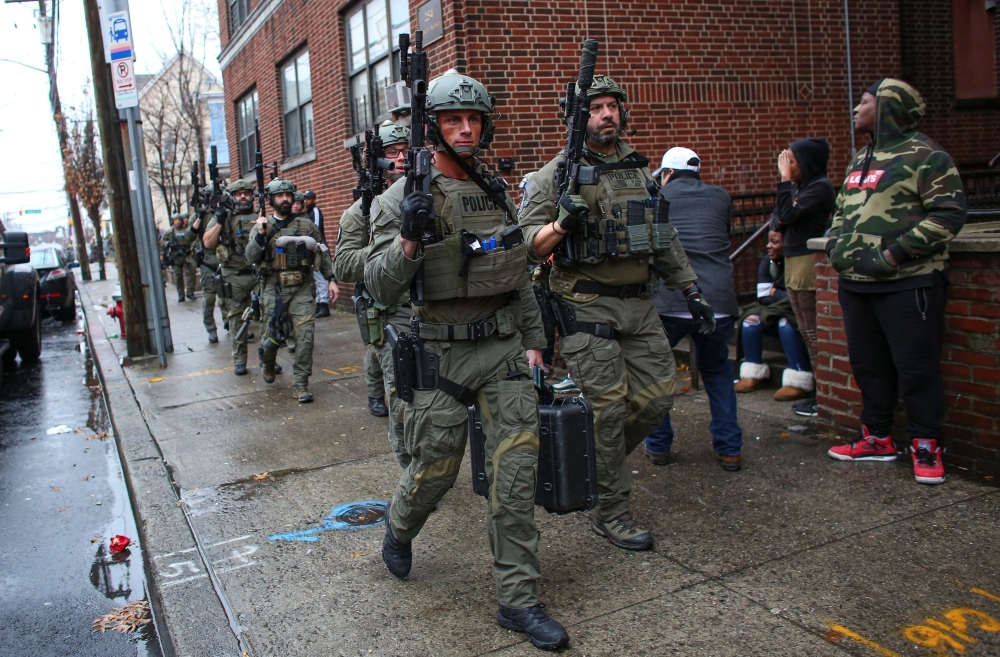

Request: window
left=281, top=51, right=314, bottom=158
left=229, top=0, right=250, bottom=35
left=346, top=0, right=409, bottom=135
left=237, top=90, right=259, bottom=177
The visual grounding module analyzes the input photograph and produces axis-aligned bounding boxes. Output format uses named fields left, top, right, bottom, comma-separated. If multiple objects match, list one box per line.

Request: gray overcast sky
left=0, top=0, right=220, bottom=233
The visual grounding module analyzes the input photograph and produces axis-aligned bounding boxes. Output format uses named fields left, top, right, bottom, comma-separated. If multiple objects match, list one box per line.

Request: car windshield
left=29, top=248, right=60, bottom=269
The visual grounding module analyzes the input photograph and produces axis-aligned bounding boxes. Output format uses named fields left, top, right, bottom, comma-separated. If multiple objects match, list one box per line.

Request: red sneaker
left=827, top=426, right=897, bottom=461
left=910, top=438, right=945, bottom=485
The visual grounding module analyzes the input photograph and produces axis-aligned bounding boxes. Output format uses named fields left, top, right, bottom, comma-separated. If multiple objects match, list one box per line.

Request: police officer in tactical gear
left=204, top=179, right=260, bottom=376
left=160, top=212, right=198, bottom=302
left=366, top=73, right=569, bottom=651
left=333, top=122, right=411, bottom=463
left=246, top=178, right=337, bottom=402
left=192, top=183, right=228, bottom=343
left=520, top=75, right=715, bottom=552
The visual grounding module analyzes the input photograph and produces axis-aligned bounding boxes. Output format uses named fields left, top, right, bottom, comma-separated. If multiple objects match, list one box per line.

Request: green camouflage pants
left=172, top=258, right=196, bottom=298
left=371, top=337, right=407, bottom=468
left=221, top=270, right=257, bottom=367
left=389, top=333, right=541, bottom=609
left=200, top=265, right=226, bottom=331
left=364, top=344, right=385, bottom=399
left=259, top=278, right=315, bottom=388
left=559, top=296, right=676, bottom=522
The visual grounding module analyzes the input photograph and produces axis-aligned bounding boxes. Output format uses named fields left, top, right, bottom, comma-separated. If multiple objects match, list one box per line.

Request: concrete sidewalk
left=81, top=265, right=1000, bottom=657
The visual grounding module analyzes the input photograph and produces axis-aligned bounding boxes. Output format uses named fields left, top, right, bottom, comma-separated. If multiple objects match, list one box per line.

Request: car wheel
left=14, top=304, right=42, bottom=363
left=59, top=296, right=77, bottom=322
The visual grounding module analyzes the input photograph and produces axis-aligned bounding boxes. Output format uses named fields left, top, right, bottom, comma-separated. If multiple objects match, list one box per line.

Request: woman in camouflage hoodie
left=824, top=78, right=967, bottom=485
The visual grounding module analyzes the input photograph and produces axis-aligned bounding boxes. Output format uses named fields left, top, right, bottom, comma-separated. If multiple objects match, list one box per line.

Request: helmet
left=227, top=179, right=254, bottom=193
left=201, top=184, right=214, bottom=197
left=170, top=211, right=189, bottom=222
left=426, top=72, right=496, bottom=152
left=266, top=178, right=296, bottom=196
left=293, top=191, right=305, bottom=202
left=379, top=122, right=410, bottom=148
left=578, top=74, right=629, bottom=132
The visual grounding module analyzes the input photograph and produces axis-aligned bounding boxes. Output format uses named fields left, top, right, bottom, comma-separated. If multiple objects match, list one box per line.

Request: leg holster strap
left=572, top=279, right=647, bottom=299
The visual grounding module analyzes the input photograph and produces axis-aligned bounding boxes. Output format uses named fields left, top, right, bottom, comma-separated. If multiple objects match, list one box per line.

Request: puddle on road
left=269, top=500, right=388, bottom=542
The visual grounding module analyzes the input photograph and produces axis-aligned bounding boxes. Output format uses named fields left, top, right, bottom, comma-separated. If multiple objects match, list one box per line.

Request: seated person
left=734, top=230, right=813, bottom=401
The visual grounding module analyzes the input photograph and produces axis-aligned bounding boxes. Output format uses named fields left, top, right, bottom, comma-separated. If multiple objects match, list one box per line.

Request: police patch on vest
left=460, top=194, right=499, bottom=216
left=605, top=170, right=643, bottom=190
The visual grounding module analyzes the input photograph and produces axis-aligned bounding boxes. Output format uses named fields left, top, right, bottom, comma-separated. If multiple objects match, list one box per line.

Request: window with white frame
left=237, top=90, right=259, bottom=177
left=281, top=51, right=314, bottom=158
left=346, top=0, right=409, bottom=135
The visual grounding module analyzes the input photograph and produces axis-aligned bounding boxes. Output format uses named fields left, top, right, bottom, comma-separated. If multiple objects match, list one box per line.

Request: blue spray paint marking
left=269, top=500, right=388, bottom=542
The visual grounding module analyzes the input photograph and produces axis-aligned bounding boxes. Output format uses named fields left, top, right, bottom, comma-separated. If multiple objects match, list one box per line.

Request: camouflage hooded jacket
left=828, top=79, right=966, bottom=286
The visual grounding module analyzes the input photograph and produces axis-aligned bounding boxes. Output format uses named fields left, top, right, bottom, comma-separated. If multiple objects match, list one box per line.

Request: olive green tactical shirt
left=519, top=140, right=697, bottom=291
left=365, top=164, right=546, bottom=350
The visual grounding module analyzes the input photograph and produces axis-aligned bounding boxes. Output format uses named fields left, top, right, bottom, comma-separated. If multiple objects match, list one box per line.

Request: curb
left=79, top=279, right=244, bottom=657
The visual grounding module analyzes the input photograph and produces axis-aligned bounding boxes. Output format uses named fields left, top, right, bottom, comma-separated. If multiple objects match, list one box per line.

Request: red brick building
left=216, top=0, right=999, bottom=299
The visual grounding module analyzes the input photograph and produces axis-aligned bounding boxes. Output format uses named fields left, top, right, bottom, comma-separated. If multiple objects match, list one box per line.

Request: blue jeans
left=644, top=316, right=743, bottom=457
left=741, top=317, right=811, bottom=371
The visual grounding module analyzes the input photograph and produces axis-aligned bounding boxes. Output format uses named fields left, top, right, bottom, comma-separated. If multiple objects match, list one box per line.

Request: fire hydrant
left=107, top=294, right=125, bottom=338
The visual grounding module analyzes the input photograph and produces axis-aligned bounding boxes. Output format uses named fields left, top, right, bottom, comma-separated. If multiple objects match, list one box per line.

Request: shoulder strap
left=431, top=125, right=513, bottom=224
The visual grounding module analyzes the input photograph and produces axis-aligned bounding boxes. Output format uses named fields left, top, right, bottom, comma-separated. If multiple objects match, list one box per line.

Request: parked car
left=30, top=243, right=78, bottom=322
left=0, top=222, right=41, bottom=380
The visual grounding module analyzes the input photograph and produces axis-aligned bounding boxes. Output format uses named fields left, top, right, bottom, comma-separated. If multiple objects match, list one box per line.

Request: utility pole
left=37, top=0, right=91, bottom=281
left=83, top=0, right=151, bottom=357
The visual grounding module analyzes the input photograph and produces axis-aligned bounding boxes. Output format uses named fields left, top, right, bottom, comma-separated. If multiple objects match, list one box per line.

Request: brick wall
left=214, top=0, right=997, bottom=307
left=900, top=0, right=1000, bottom=168
left=814, top=245, right=1000, bottom=481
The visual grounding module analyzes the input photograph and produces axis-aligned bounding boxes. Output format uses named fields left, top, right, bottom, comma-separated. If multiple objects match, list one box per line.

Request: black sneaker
left=381, top=504, right=411, bottom=579
left=369, top=396, right=389, bottom=417
left=497, top=604, right=569, bottom=651
left=315, top=302, right=330, bottom=318
left=792, top=395, right=818, bottom=417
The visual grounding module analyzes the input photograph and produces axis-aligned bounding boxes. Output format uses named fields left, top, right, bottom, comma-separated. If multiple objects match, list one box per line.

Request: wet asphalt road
left=0, top=318, right=161, bottom=656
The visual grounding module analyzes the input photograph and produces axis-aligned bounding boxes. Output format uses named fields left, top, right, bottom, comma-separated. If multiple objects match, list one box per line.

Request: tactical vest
left=217, top=211, right=257, bottom=270
left=559, top=157, right=675, bottom=265
left=420, top=177, right=527, bottom=302
left=166, top=229, right=193, bottom=265
left=266, top=217, right=317, bottom=272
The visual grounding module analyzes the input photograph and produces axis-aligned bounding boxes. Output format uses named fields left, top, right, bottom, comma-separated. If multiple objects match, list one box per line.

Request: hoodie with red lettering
left=828, top=79, right=967, bottom=291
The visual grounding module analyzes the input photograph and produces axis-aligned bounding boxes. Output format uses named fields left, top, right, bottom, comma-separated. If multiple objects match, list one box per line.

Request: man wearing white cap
left=645, top=147, right=744, bottom=471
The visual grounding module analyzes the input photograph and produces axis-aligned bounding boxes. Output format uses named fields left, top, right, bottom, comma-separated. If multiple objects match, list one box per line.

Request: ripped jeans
left=741, top=316, right=811, bottom=372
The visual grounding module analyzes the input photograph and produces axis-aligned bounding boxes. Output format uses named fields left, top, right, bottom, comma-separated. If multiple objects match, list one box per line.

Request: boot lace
left=914, top=446, right=938, bottom=468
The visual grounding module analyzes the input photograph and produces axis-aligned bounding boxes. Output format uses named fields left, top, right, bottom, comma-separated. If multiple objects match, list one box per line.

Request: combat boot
left=234, top=363, right=248, bottom=376
left=315, top=302, right=330, bottom=318
left=258, top=360, right=282, bottom=374
left=261, top=361, right=276, bottom=384
left=591, top=512, right=654, bottom=551
left=208, top=329, right=218, bottom=344
left=369, top=396, right=389, bottom=417
left=293, top=386, right=313, bottom=404
left=497, top=604, right=569, bottom=651
left=381, top=504, right=411, bottom=579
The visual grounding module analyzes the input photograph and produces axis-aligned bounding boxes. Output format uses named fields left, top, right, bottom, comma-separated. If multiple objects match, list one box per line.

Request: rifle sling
left=590, top=153, right=650, bottom=173
left=433, top=126, right=512, bottom=224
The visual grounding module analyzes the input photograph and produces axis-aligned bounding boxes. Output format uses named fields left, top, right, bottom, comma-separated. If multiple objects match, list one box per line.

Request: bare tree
left=62, top=108, right=108, bottom=280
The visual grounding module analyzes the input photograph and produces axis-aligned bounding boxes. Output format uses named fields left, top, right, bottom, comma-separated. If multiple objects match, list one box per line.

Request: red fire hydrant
left=107, top=294, right=125, bottom=338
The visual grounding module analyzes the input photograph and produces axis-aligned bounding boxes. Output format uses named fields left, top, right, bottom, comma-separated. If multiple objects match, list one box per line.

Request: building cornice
left=218, top=0, right=286, bottom=70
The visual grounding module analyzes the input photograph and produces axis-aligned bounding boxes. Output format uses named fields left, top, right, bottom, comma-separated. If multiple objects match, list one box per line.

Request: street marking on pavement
left=153, top=535, right=258, bottom=587
left=146, top=366, right=234, bottom=384
left=826, top=623, right=902, bottom=657
left=322, top=365, right=362, bottom=377
left=269, top=500, right=387, bottom=542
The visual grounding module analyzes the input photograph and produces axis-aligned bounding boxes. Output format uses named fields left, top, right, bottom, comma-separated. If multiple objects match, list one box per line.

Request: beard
left=586, top=116, right=620, bottom=146
left=275, top=201, right=293, bottom=215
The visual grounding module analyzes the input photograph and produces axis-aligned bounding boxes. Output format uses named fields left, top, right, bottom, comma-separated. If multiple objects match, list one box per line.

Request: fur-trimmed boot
left=734, top=362, right=770, bottom=393
left=774, top=368, right=814, bottom=401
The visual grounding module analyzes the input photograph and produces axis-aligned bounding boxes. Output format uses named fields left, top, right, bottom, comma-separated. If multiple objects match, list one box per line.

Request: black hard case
left=469, top=394, right=598, bottom=514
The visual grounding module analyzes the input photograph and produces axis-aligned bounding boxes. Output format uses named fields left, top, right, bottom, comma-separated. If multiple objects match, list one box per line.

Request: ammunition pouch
left=421, top=234, right=527, bottom=301
left=270, top=235, right=318, bottom=272
left=278, top=271, right=304, bottom=287
left=624, top=197, right=675, bottom=254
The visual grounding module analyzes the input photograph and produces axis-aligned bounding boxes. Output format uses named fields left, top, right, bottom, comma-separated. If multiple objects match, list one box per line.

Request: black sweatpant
left=838, top=284, right=946, bottom=440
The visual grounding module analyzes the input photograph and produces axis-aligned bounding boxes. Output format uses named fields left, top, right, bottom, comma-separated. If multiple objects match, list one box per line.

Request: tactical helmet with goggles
left=578, top=74, right=630, bottom=132
left=266, top=178, right=296, bottom=197
left=426, top=72, right=496, bottom=153
left=379, top=122, right=410, bottom=148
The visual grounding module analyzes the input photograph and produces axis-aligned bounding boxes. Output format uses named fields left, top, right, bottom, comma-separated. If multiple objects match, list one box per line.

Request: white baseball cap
left=652, top=147, right=701, bottom=177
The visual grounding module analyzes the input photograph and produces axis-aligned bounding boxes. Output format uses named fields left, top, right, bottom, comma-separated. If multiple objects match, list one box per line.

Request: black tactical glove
left=556, top=193, right=589, bottom=232
left=214, top=206, right=228, bottom=222
left=399, top=191, right=435, bottom=241
left=684, top=286, right=716, bottom=335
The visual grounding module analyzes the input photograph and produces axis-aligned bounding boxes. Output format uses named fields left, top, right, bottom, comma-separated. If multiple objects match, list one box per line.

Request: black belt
left=418, top=315, right=499, bottom=341
left=223, top=268, right=254, bottom=276
left=572, top=280, right=647, bottom=299
left=575, top=321, right=619, bottom=340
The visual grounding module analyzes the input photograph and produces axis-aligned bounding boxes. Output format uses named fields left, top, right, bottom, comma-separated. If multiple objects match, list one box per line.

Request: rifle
left=190, top=160, right=203, bottom=211
left=234, top=290, right=260, bottom=342
left=399, top=31, right=432, bottom=306
left=252, top=120, right=267, bottom=218
left=553, top=39, right=600, bottom=266
left=207, top=145, right=228, bottom=212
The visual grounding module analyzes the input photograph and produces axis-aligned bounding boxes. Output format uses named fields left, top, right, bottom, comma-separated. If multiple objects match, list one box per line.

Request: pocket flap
left=430, top=404, right=468, bottom=428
